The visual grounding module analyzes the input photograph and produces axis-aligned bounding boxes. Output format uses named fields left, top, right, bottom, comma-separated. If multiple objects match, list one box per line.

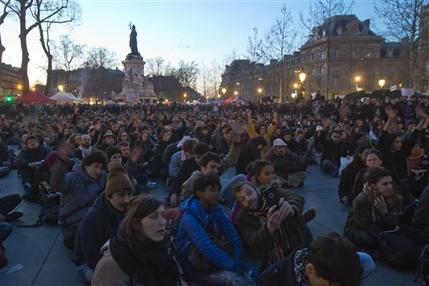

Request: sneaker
left=303, top=208, right=316, bottom=223
left=146, top=181, right=157, bottom=190
left=5, top=211, right=23, bottom=222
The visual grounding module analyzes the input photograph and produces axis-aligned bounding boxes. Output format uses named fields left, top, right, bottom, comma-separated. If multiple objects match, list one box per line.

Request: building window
left=380, top=48, right=387, bottom=57
left=393, top=49, right=400, bottom=57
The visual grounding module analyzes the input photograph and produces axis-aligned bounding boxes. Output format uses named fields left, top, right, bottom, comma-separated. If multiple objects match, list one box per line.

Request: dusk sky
left=1, top=0, right=381, bottom=87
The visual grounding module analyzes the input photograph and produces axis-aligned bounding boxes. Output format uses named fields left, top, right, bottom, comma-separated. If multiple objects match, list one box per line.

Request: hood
left=179, top=196, right=222, bottom=227
left=73, top=164, right=105, bottom=184
left=92, top=192, right=124, bottom=219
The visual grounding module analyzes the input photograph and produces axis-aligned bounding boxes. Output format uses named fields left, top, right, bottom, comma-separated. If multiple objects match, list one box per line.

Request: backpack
left=38, top=181, right=60, bottom=225
left=416, top=244, right=429, bottom=285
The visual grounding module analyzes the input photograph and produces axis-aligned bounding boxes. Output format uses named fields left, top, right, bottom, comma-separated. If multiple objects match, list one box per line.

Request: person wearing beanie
left=73, top=163, right=134, bottom=284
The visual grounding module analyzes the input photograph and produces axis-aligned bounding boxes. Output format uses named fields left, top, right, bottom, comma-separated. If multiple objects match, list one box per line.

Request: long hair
left=120, top=195, right=163, bottom=249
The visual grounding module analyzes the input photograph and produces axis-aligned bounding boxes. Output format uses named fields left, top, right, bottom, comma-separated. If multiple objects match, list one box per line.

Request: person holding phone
left=232, top=181, right=312, bottom=270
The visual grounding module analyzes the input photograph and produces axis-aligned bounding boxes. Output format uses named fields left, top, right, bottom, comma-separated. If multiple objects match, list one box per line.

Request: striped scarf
left=250, top=197, right=290, bottom=265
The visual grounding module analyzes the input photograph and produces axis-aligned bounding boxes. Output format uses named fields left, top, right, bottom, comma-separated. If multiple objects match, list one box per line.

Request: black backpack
left=416, top=244, right=429, bottom=285
left=38, top=181, right=60, bottom=225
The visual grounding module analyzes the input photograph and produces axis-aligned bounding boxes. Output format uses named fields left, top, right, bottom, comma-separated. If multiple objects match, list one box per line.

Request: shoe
left=6, top=211, right=23, bottom=222
left=303, top=208, right=316, bottom=223
left=146, top=181, right=157, bottom=190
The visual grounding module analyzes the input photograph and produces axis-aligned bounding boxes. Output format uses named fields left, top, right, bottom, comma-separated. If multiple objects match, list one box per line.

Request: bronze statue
left=129, top=24, right=140, bottom=55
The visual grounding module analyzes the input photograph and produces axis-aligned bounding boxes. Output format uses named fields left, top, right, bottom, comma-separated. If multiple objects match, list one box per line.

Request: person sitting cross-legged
left=176, top=175, right=255, bottom=286
left=258, top=233, right=374, bottom=286
left=73, top=163, right=133, bottom=284
left=233, top=181, right=313, bottom=271
left=59, top=150, right=108, bottom=250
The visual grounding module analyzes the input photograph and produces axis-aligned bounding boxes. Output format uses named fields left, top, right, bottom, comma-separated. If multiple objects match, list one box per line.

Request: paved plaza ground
left=0, top=165, right=417, bottom=286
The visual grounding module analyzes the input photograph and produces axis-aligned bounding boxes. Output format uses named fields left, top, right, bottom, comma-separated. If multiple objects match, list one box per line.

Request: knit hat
left=105, top=163, right=134, bottom=197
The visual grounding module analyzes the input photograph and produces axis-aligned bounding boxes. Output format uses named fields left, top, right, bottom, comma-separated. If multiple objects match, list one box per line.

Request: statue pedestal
left=121, top=55, right=157, bottom=103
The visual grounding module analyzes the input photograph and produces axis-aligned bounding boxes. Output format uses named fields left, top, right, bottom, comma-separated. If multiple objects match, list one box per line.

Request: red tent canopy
left=18, top=92, right=54, bottom=104
left=223, top=96, right=237, bottom=104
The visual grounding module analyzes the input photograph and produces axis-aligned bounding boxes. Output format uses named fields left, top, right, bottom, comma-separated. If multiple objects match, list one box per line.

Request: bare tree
left=246, top=27, right=264, bottom=62
left=173, top=61, right=199, bottom=88
left=376, top=0, right=429, bottom=90
left=33, top=0, right=80, bottom=95
left=84, top=47, right=118, bottom=69
left=198, top=59, right=223, bottom=98
left=53, top=35, right=85, bottom=71
left=263, top=3, right=296, bottom=61
left=300, top=0, right=354, bottom=35
left=0, top=1, right=10, bottom=63
left=146, top=57, right=167, bottom=76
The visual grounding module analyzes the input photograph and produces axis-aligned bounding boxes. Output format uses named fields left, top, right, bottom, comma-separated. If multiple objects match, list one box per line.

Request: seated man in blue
left=176, top=174, right=254, bottom=286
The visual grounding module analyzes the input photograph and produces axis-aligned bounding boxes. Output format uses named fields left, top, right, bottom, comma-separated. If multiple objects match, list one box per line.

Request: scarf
left=249, top=193, right=289, bottom=265
left=293, top=248, right=310, bottom=286
left=109, top=227, right=180, bottom=286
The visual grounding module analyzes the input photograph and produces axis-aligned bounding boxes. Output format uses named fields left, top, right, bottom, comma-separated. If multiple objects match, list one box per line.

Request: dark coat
left=59, top=165, right=107, bottom=231
left=265, top=147, right=307, bottom=179
left=236, top=188, right=312, bottom=269
left=338, top=160, right=365, bottom=201
left=73, top=193, right=124, bottom=269
left=257, top=249, right=298, bottom=286
left=14, top=147, right=49, bottom=182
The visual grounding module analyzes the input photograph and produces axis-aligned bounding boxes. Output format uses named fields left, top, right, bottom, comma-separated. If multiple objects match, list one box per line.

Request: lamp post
left=354, top=75, right=362, bottom=91
left=183, top=92, right=188, bottom=102
left=298, top=72, right=307, bottom=100
left=233, top=90, right=239, bottom=96
left=221, top=87, right=227, bottom=97
left=378, top=78, right=386, bottom=97
left=58, top=84, right=64, bottom=92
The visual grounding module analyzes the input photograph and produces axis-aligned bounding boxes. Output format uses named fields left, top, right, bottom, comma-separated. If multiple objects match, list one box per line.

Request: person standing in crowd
left=75, top=134, right=94, bottom=160
left=59, top=150, right=108, bottom=249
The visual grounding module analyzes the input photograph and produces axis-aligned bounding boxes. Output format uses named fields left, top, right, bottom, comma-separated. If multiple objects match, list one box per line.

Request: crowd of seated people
left=0, top=95, right=428, bottom=285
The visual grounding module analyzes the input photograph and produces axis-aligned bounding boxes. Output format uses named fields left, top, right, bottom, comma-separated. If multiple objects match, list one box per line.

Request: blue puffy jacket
left=175, top=196, right=244, bottom=273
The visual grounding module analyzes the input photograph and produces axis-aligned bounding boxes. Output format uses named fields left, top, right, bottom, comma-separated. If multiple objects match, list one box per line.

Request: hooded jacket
left=175, top=196, right=243, bottom=273
left=59, top=164, right=107, bottom=230
left=73, top=192, right=124, bottom=269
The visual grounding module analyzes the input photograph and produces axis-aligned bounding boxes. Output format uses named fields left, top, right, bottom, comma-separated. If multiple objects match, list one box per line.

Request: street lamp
left=58, top=84, right=64, bottom=92
left=293, top=83, right=299, bottom=89
left=221, top=87, right=227, bottom=96
left=298, top=72, right=307, bottom=84
left=16, top=84, right=23, bottom=91
left=378, top=78, right=386, bottom=89
left=257, top=87, right=263, bottom=94
left=183, top=92, right=188, bottom=99
left=354, top=76, right=361, bottom=83
left=233, top=90, right=239, bottom=96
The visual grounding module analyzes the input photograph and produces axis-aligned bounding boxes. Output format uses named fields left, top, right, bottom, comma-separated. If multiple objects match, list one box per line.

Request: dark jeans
left=0, top=223, right=12, bottom=244
left=63, top=224, right=78, bottom=250
left=0, top=194, right=22, bottom=215
left=344, top=229, right=379, bottom=250
left=321, top=160, right=339, bottom=177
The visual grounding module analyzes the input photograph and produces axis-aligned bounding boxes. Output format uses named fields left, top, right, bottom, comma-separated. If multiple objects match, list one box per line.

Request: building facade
left=221, top=15, right=410, bottom=102
left=0, top=63, right=22, bottom=98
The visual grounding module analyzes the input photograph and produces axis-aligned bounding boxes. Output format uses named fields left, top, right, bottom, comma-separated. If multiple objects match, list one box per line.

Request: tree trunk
left=0, top=34, right=4, bottom=64
left=44, top=54, right=53, bottom=96
left=19, top=2, right=30, bottom=93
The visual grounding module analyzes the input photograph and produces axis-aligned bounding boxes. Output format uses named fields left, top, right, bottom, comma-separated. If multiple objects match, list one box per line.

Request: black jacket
left=258, top=249, right=299, bottom=286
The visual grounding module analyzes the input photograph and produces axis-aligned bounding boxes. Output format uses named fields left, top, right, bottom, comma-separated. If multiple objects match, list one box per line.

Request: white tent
left=51, top=91, right=76, bottom=104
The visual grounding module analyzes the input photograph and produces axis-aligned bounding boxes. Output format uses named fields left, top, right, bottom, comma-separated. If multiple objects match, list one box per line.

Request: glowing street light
left=236, top=82, right=240, bottom=86
left=16, top=84, right=23, bottom=91
left=183, top=92, right=188, bottom=99
left=58, top=84, right=64, bottom=92
left=354, top=76, right=361, bottom=83
left=298, top=72, right=307, bottom=83
left=221, top=87, right=227, bottom=95
left=233, top=90, right=239, bottom=96
left=257, top=87, right=263, bottom=94
left=378, top=78, right=386, bottom=89
left=293, top=83, right=299, bottom=89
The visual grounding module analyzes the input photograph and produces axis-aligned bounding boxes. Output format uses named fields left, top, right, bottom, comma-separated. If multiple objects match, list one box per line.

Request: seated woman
left=344, top=167, right=403, bottom=249
left=258, top=233, right=372, bottom=286
left=91, top=195, right=181, bottom=286
left=176, top=175, right=254, bottom=286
